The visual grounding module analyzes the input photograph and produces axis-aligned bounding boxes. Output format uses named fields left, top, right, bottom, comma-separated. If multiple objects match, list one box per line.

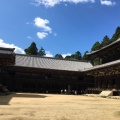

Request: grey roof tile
left=83, top=59, right=120, bottom=71
left=15, top=54, right=93, bottom=71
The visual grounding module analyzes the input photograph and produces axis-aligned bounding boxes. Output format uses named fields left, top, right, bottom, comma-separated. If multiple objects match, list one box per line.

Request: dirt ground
left=0, top=93, right=120, bottom=120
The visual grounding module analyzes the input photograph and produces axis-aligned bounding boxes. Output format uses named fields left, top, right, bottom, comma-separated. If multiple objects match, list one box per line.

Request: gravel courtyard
left=0, top=93, right=120, bottom=120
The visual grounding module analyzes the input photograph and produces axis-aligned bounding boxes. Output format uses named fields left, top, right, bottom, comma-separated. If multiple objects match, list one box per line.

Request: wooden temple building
left=0, top=38, right=120, bottom=95
left=0, top=48, right=94, bottom=94
left=85, top=38, right=120, bottom=95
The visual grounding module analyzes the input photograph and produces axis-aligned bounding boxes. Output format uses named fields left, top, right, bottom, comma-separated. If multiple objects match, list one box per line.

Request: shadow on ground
left=0, top=93, right=47, bottom=105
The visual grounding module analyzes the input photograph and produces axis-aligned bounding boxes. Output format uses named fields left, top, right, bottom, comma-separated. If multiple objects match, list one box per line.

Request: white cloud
left=37, top=32, right=48, bottom=39
left=100, top=0, right=116, bottom=6
left=34, top=17, right=53, bottom=39
left=33, top=0, right=95, bottom=7
left=62, top=53, right=71, bottom=58
left=63, top=0, right=95, bottom=4
left=0, top=39, right=25, bottom=54
left=34, top=17, right=52, bottom=33
left=45, top=51, right=53, bottom=57
left=33, top=0, right=60, bottom=7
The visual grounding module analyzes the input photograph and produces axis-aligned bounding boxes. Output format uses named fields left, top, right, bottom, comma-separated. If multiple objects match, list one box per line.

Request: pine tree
left=101, top=35, right=111, bottom=48
left=111, top=26, right=120, bottom=42
left=65, top=51, right=82, bottom=60
left=24, top=42, right=38, bottom=55
left=82, top=51, right=89, bottom=60
left=74, top=51, right=82, bottom=60
left=38, top=47, right=46, bottom=57
left=91, top=41, right=101, bottom=51
left=55, top=54, right=63, bottom=59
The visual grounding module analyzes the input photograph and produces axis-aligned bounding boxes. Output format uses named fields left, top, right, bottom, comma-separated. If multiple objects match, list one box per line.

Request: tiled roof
left=87, top=38, right=120, bottom=56
left=83, top=59, right=120, bottom=72
left=15, top=54, right=93, bottom=72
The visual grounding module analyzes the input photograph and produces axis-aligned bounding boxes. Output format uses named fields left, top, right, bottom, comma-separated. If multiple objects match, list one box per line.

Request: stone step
left=99, top=91, right=113, bottom=97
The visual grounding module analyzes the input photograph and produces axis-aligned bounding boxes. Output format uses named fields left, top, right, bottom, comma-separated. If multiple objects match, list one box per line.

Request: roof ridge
left=16, top=53, right=90, bottom=63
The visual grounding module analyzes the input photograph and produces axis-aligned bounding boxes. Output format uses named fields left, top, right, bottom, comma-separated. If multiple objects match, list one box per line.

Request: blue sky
left=0, top=0, right=120, bottom=57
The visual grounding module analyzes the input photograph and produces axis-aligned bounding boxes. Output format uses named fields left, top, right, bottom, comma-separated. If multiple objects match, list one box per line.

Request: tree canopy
left=91, top=41, right=101, bottom=51
left=24, top=42, right=38, bottom=55
left=111, top=27, right=120, bottom=42
left=82, top=51, right=89, bottom=60
left=54, top=54, right=63, bottom=59
left=65, top=51, right=82, bottom=60
left=38, top=47, right=46, bottom=57
left=24, top=42, right=46, bottom=57
left=101, top=35, right=111, bottom=48
left=74, top=51, right=82, bottom=60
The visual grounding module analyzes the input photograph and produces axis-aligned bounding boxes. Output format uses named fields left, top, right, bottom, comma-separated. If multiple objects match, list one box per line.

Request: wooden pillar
left=118, top=74, right=120, bottom=90
left=108, top=79, right=110, bottom=89
left=0, top=66, right=1, bottom=83
left=97, top=77, right=102, bottom=88
left=94, top=76, right=97, bottom=88
left=100, top=77, right=102, bottom=89
left=115, top=74, right=119, bottom=90
left=0, top=65, right=3, bottom=84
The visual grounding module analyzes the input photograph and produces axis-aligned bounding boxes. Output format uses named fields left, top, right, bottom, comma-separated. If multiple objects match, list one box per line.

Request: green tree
left=65, top=51, right=82, bottom=60
left=90, top=42, right=101, bottom=66
left=101, top=35, right=111, bottom=48
left=38, top=47, right=46, bottom=57
left=70, top=54, right=75, bottom=60
left=55, top=54, right=63, bottom=59
left=111, top=26, right=120, bottom=42
left=74, top=51, right=82, bottom=60
left=91, top=41, right=101, bottom=51
left=65, top=55, right=72, bottom=60
left=24, top=42, right=38, bottom=55
left=93, top=57, right=102, bottom=66
left=65, top=54, right=76, bottom=60
left=82, top=51, right=89, bottom=60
